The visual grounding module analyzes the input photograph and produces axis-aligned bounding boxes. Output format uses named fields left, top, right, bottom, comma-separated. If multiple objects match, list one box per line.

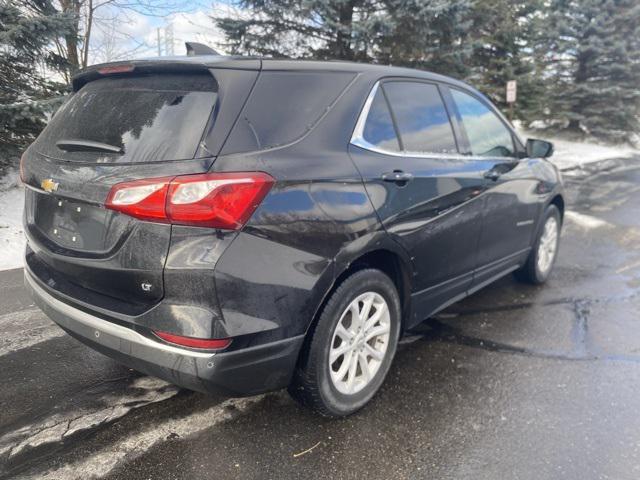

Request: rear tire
left=289, top=269, right=401, bottom=417
left=515, top=204, right=561, bottom=284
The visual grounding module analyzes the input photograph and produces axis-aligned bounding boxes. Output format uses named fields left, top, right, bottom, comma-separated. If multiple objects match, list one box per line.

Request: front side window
left=362, top=88, right=400, bottom=152
left=451, top=89, right=515, bottom=158
left=383, top=82, right=458, bottom=155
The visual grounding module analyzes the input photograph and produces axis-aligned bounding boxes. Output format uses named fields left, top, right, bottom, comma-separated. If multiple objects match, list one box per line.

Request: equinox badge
left=41, top=178, right=59, bottom=193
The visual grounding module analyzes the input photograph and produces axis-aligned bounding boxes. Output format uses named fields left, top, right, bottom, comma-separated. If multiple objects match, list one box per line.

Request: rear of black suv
left=21, top=57, right=366, bottom=396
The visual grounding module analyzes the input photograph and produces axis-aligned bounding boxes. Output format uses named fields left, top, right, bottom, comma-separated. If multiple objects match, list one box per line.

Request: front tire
left=515, top=204, right=561, bottom=284
left=289, top=269, right=401, bottom=417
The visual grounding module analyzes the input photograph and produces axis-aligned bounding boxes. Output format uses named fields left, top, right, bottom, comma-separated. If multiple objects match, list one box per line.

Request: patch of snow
left=0, top=308, right=65, bottom=356
left=518, top=129, right=639, bottom=173
left=564, top=211, right=612, bottom=230
left=27, top=394, right=265, bottom=480
left=0, top=377, right=179, bottom=460
left=0, top=170, right=25, bottom=271
left=548, top=137, right=638, bottom=172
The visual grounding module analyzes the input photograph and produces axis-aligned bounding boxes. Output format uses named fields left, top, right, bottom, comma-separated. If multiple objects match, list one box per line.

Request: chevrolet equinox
left=21, top=51, right=564, bottom=416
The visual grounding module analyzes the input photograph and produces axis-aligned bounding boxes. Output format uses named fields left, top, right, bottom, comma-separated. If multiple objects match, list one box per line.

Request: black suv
left=21, top=54, right=563, bottom=416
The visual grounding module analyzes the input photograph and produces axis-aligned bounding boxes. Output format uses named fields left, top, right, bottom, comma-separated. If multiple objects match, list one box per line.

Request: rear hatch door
left=22, top=66, right=255, bottom=313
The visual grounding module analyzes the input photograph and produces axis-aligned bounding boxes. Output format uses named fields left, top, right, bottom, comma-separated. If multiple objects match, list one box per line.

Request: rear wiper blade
left=56, top=139, right=123, bottom=154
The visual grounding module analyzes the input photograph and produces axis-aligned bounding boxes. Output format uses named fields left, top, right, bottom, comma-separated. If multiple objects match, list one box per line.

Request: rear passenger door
left=447, top=87, right=540, bottom=288
left=349, top=79, right=488, bottom=326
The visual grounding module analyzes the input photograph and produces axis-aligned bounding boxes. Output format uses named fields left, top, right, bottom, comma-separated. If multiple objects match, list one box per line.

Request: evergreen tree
left=544, top=0, right=640, bottom=142
left=0, top=1, right=73, bottom=171
left=467, top=0, right=547, bottom=122
left=377, top=0, right=474, bottom=78
left=215, top=0, right=389, bottom=60
left=215, top=0, right=475, bottom=77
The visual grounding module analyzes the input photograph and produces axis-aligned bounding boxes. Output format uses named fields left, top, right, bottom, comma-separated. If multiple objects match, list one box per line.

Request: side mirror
left=526, top=138, right=554, bottom=158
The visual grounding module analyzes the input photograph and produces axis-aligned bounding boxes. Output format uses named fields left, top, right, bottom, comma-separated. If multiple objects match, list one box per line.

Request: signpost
left=506, top=80, right=517, bottom=123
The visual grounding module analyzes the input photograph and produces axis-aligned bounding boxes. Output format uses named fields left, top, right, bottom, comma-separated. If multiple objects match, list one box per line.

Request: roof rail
left=185, top=42, right=221, bottom=56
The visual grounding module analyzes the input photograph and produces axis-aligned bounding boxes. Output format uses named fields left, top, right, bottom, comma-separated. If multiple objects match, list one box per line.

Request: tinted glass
left=362, top=88, right=400, bottom=152
left=451, top=89, right=514, bottom=157
left=36, top=74, right=217, bottom=163
left=383, top=82, right=457, bottom=154
left=234, top=71, right=356, bottom=150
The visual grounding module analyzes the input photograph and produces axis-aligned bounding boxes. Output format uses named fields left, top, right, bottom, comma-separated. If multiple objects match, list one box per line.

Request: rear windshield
left=35, top=74, right=217, bottom=163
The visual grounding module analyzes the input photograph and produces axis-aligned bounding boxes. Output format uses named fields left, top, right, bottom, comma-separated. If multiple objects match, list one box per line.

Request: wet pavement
left=1, top=157, right=640, bottom=479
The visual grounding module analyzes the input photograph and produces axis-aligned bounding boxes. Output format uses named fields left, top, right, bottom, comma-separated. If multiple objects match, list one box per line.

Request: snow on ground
left=0, top=136, right=637, bottom=271
left=0, top=170, right=24, bottom=271
left=547, top=137, right=638, bottom=172
left=519, top=129, right=639, bottom=173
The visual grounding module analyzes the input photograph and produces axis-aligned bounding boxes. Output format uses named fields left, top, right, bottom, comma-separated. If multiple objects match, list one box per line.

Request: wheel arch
left=299, top=242, right=413, bottom=367
left=330, top=249, right=412, bottom=325
left=549, top=193, right=565, bottom=222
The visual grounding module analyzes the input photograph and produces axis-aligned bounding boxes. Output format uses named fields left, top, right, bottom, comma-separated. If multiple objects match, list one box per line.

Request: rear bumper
left=25, top=269, right=304, bottom=396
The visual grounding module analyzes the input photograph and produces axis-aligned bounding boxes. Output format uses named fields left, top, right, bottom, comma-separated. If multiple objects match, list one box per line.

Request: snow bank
left=0, top=171, right=24, bottom=271
left=518, top=129, right=639, bottom=173
left=548, top=137, right=638, bottom=172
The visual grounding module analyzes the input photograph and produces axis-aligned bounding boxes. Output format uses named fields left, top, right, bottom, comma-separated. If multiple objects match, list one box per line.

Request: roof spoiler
left=72, top=61, right=214, bottom=91
left=185, top=42, right=220, bottom=56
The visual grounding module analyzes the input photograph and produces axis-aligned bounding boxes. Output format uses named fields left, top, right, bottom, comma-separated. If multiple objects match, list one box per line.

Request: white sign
left=506, top=80, right=517, bottom=103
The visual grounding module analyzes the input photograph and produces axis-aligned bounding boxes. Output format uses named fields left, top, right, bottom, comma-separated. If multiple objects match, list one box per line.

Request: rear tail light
left=105, top=176, right=173, bottom=222
left=105, top=172, right=274, bottom=229
left=153, top=330, right=231, bottom=350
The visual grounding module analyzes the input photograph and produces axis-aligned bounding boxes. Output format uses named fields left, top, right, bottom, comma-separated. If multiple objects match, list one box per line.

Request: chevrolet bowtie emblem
left=41, top=178, right=59, bottom=193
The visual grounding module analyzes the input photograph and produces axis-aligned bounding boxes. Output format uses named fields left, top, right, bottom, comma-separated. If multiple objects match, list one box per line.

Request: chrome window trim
left=350, top=80, right=519, bottom=162
left=351, top=81, right=382, bottom=149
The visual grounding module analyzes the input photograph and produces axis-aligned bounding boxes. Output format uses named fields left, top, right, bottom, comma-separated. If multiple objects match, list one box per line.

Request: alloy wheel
left=328, top=292, right=391, bottom=395
left=537, top=216, right=559, bottom=275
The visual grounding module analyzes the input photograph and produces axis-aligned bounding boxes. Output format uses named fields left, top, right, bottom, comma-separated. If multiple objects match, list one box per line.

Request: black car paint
left=22, top=56, right=563, bottom=395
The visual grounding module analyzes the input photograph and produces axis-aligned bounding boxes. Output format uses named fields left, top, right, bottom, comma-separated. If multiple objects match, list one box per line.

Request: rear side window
left=450, top=89, right=515, bottom=157
left=223, top=71, right=356, bottom=153
left=383, top=82, right=457, bottom=155
left=362, top=88, right=400, bottom=152
left=36, top=74, right=217, bottom=163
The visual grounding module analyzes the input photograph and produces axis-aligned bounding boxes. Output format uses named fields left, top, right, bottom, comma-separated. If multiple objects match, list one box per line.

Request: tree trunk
left=334, top=0, right=355, bottom=59
left=568, top=53, right=589, bottom=134
left=82, top=0, right=94, bottom=68
left=64, top=33, right=80, bottom=74
left=59, top=0, right=82, bottom=75
left=567, top=119, right=581, bottom=132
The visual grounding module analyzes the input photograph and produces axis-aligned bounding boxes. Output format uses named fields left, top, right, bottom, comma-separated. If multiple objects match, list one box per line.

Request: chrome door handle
left=381, top=171, right=414, bottom=184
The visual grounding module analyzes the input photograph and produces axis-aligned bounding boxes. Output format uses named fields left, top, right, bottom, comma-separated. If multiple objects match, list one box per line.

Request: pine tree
left=467, top=0, right=547, bottom=122
left=544, top=0, right=640, bottom=143
left=215, top=0, right=389, bottom=61
left=377, top=0, right=474, bottom=79
left=215, top=0, right=479, bottom=79
left=0, top=1, right=73, bottom=172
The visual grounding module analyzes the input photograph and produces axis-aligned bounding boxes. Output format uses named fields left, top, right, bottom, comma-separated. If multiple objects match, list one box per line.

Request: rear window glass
left=222, top=71, right=356, bottom=153
left=35, top=74, right=217, bottom=163
left=383, top=81, right=457, bottom=155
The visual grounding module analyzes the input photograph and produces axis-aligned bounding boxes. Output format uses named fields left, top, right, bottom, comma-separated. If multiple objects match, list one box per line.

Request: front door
left=349, top=79, right=487, bottom=327
left=447, top=87, right=540, bottom=288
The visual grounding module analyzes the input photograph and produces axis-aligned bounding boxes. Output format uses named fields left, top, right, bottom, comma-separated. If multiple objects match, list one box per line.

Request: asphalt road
left=1, top=157, right=640, bottom=480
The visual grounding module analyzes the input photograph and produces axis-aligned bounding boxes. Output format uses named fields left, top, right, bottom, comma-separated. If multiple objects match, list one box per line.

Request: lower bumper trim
left=25, top=269, right=305, bottom=396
